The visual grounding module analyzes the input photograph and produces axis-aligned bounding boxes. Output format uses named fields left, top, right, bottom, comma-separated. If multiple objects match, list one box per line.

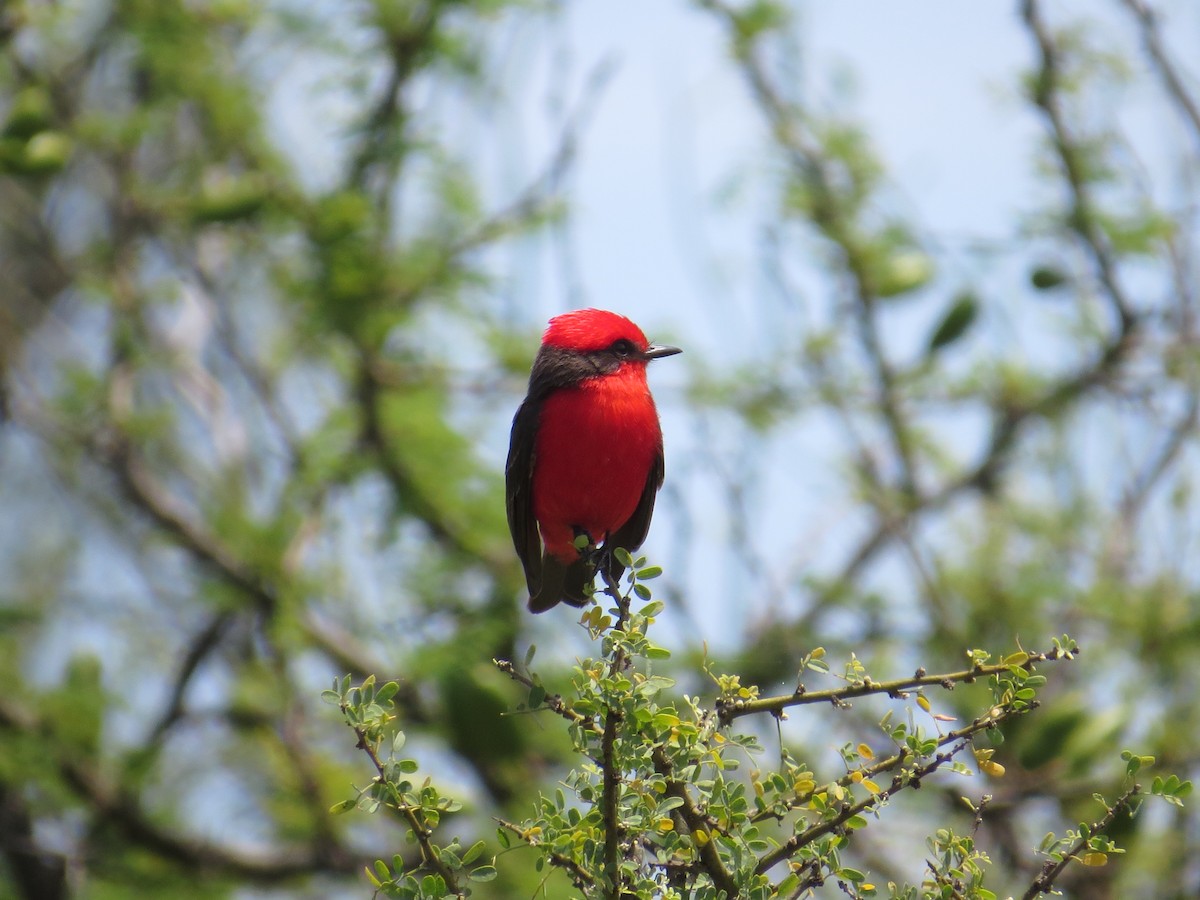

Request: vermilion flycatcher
left=506, top=309, right=681, bottom=612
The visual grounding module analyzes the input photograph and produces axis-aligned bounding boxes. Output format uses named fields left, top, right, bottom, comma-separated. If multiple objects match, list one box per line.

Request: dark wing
left=605, top=449, right=665, bottom=565
left=505, top=398, right=543, bottom=596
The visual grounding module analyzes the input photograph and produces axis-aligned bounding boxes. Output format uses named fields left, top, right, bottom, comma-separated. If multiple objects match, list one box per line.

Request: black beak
left=642, top=343, right=682, bottom=360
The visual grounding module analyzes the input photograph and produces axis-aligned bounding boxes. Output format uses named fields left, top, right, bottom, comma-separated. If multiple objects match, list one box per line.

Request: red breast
left=532, top=366, right=663, bottom=561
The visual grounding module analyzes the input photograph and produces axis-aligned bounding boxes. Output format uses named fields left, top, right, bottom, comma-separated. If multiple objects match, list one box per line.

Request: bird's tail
left=528, top=549, right=594, bottom=613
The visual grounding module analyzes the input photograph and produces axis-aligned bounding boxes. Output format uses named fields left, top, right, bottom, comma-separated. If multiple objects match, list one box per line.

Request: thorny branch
left=494, top=817, right=596, bottom=890
left=753, top=704, right=1028, bottom=868
left=651, top=745, right=740, bottom=898
left=718, top=645, right=1073, bottom=725
left=763, top=729, right=990, bottom=884
left=347, top=712, right=466, bottom=898
left=753, top=721, right=995, bottom=828
left=493, top=658, right=596, bottom=731
left=601, top=565, right=632, bottom=900
left=1020, top=784, right=1142, bottom=900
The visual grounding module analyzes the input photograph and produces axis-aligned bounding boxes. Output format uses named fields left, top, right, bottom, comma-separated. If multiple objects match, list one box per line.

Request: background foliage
left=0, top=0, right=1198, bottom=897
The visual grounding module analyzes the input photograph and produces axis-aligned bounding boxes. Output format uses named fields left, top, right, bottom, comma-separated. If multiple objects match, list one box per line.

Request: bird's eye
left=610, top=339, right=636, bottom=356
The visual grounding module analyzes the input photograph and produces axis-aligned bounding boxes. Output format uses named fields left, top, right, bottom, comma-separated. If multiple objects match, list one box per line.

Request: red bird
left=506, top=309, right=681, bottom=612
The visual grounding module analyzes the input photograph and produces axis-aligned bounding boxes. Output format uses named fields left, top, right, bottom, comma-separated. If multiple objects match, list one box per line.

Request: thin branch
left=1119, top=388, right=1200, bottom=523
left=1118, top=0, right=1200, bottom=151
left=718, top=646, right=1072, bottom=724
left=650, top=746, right=740, bottom=898
left=494, top=818, right=595, bottom=889
left=1020, top=784, right=1142, bottom=900
left=752, top=700, right=1023, bottom=832
left=348, top=5, right=442, bottom=196
left=1022, top=0, right=1139, bottom=333
left=774, top=728, right=1000, bottom=885
left=699, top=0, right=918, bottom=499
left=351, top=719, right=465, bottom=898
left=105, top=436, right=277, bottom=613
left=493, top=658, right=597, bottom=731
left=600, top=565, right=631, bottom=900
left=447, top=55, right=616, bottom=260
left=146, top=610, right=236, bottom=745
left=18, top=399, right=408, bottom=708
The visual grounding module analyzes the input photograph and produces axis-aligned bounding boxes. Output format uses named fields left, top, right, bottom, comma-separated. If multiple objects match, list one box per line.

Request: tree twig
left=494, top=817, right=595, bottom=889
left=1118, top=0, right=1200, bottom=150
left=1020, top=784, right=1141, bottom=900
left=600, top=565, right=631, bottom=900
left=718, top=646, right=1072, bottom=724
left=350, top=719, right=465, bottom=897
left=650, top=746, right=740, bottom=898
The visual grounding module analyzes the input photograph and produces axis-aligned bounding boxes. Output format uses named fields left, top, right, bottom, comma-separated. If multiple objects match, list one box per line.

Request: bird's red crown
left=541, top=308, right=649, bottom=354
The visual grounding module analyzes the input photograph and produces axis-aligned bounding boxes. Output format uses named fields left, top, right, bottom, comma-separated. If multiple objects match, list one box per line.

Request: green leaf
left=461, top=840, right=487, bottom=865
left=1030, top=265, right=1068, bottom=291
left=876, top=250, right=935, bottom=298
left=469, top=865, right=498, bottom=882
left=927, top=292, right=979, bottom=354
left=376, top=681, right=400, bottom=704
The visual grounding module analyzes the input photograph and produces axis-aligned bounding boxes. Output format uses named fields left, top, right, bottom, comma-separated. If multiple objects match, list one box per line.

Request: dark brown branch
left=495, top=817, right=595, bottom=889
left=350, top=717, right=465, bottom=897
left=650, top=746, right=740, bottom=898
left=493, top=658, right=598, bottom=731
left=601, top=705, right=622, bottom=900
left=763, top=718, right=1005, bottom=882
left=146, top=610, right=236, bottom=744
left=600, top=565, right=631, bottom=900
left=0, top=785, right=67, bottom=900
left=1020, top=784, right=1141, bottom=900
